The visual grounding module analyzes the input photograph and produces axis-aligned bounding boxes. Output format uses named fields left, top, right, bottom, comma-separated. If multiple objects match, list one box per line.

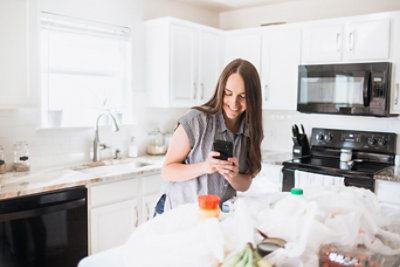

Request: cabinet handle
left=264, top=84, right=269, bottom=101
left=336, top=32, right=341, bottom=52
left=145, top=203, right=150, bottom=221
left=200, top=83, right=204, bottom=100
left=134, top=206, right=139, bottom=227
left=193, top=83, right=197, bottom=100
left=348, top=31, right=354, bottom=52
left=395, top=83, right=399, bottom=105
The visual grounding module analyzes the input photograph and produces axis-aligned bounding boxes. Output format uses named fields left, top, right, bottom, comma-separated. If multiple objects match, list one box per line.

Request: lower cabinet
left=375, top=179, right=400, bottom=208
left=88, top=173, right=163, bottom=255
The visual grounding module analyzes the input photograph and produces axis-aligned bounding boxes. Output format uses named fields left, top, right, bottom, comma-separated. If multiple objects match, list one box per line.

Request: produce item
left=198, top=194, right=220, bottom=220
left=222, top=243, right=273, bottom=267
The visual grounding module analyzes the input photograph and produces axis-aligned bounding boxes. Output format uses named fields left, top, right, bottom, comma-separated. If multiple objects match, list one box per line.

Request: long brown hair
left=194, top=58, right=263, bottom=177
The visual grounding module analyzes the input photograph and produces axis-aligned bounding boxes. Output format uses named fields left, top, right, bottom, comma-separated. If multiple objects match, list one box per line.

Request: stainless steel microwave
left=297, top=62, right=394, bottom=117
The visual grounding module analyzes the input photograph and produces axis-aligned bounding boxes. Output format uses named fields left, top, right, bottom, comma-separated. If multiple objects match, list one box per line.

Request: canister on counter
left=0, top=145, right=6, bottom=174
left=13, top=141, right=30, bottom=172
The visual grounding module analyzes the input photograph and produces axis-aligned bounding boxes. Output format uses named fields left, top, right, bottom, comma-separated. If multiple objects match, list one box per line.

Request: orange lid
left=198, top=194, right=220, bottom=209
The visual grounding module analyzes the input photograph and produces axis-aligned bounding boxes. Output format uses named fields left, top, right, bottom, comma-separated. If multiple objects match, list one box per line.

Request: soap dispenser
left=128, top=136, right=138, bottom=158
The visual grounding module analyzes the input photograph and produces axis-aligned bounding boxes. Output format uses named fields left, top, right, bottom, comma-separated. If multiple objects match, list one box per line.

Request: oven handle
left=363, top=71, right=372, bottom=107
left=0, top=198, right=86, bottom=222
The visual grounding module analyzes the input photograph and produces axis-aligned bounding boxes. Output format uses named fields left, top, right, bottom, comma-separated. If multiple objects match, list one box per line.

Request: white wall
left=220, top=0, right=400, bottom=29
left=0, top=0, right=193, bottom=171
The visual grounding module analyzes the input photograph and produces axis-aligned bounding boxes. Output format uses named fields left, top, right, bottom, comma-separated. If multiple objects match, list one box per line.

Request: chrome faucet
left=93, top=112, right=120, bottom=162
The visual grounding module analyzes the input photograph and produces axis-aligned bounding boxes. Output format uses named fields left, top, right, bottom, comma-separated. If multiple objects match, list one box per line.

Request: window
left=40, top=12, right=131, bottom=127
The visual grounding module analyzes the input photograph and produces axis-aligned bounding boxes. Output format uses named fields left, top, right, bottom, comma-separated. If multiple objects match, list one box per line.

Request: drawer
left=375, top=180, right=400, bottom=206
left=142, top=174, right=163, bottom=195
left=89, top=178, right=139, bottom=207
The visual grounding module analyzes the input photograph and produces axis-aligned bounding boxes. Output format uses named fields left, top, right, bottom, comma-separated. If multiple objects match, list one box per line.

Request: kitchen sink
left=70, top=158, right=154, bottom=171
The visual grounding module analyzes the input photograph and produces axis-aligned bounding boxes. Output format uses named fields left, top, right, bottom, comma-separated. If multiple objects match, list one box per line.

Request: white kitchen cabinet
left=302, top=15, right=390, bottom=63
left=260, top=25, right=301, bottom=110
left=375, top=179, right=400, bottom=209
left=0, top=0, right=38, bottom=108
left=145, top=17, right=222, bottom=108
left=88, top=173, right=164, bottom=254
left=390, top=13, right=400, bottom=114
left=223, top=28, right=261, bottom=73
left=90, top=198, right=140, bottom=254
left=240, top=163, right=283, bottom=196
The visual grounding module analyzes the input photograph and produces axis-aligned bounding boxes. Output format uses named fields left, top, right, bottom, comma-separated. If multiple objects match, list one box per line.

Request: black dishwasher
left=0, top=186, right=88, bottom=267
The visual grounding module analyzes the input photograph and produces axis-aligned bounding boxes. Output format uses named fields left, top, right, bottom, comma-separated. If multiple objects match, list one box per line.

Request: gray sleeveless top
left=162, top=109, right=248, bottom=211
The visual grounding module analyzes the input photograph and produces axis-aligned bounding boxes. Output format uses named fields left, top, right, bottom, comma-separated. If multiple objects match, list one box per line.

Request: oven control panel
left=311, top=128, right=396, bottom=154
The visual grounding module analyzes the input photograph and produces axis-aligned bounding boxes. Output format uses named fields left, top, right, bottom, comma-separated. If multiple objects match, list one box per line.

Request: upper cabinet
left=145, top=17, right=222, bottom=108
left=302, top=15, right=390, bottom=63
left=260, top=25, right=301, bottom=110
left=223, top=28, right=261, bottom=73
left=0, top=0, right=38, bottom=108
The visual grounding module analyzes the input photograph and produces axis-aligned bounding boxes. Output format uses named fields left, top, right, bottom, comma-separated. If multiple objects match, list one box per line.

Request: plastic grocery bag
left=122, top=202, right=257, bottom=267
left=237, top=186, right=400, bottom=267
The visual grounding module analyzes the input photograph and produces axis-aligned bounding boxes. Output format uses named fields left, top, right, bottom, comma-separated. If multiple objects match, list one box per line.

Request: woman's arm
left=161, top=124, right=230, bottom=182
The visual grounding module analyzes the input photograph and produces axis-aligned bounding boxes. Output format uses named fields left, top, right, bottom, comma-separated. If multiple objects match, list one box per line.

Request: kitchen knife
left=292, top=125, right=299, bottom=145
left=300, top=124, right=305, bottom=135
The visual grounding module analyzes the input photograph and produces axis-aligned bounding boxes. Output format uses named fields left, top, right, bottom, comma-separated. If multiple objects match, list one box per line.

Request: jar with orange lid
left=198, top=194, right=221, bottom=220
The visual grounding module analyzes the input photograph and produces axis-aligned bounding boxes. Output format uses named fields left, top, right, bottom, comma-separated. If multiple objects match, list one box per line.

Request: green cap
left=290, top=188, right=303, bottom=195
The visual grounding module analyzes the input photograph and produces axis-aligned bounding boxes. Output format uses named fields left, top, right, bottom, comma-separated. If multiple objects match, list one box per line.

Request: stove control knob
left=316, top=134, right=324, bottom=141
left=324, top=134, right=333, bottom=142
left=378, top=138, right=387, bottom=146
left=367, top=137, right=377, bottom=145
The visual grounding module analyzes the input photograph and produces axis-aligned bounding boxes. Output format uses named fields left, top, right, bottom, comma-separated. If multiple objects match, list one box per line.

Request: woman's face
left=222, top=73, right=246, bottom=122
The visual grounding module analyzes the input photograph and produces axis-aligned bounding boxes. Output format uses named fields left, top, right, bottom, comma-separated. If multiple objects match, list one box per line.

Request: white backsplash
left=262, top=110, right=400, bottom=154
left=0, top=107, right=399, bottom=172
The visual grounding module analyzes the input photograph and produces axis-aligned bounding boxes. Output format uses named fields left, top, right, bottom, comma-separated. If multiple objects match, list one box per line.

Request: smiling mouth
left=229, top=106, right=239, bottom=111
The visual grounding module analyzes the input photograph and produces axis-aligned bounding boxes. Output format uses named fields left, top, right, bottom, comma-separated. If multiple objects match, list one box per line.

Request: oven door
left=282, top=166, right=375, bottom=192
left=0, top=187, right=88, bottom=267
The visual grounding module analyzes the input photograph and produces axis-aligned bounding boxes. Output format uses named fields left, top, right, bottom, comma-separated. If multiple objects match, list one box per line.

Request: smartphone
left=213, top=140, right=233, bottom=160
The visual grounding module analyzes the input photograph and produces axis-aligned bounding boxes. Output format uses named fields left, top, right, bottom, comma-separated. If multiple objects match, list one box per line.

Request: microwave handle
left=363, top=71, right=371, bottom=107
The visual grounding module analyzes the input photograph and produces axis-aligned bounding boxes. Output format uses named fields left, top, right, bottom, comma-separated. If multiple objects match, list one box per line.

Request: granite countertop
left=375, top=166, right=400, bottom=182
left=0, top=155, right=164, bottom=200
left=1, top=150, right=398, bottom=201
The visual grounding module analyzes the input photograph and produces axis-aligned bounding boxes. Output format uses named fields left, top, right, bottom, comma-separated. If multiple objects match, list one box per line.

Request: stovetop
left=283, top=156, right=392, bottom=178
left=283, top=128, right=396, bottom=179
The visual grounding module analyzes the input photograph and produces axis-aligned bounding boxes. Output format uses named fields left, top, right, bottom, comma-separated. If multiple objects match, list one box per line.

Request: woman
left=155, top=58, right=263, bottom=215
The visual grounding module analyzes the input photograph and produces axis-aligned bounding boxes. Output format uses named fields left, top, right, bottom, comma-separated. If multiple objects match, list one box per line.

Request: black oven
left=0, top=186, right=88, bottom=267
left=297, top=62, right=394, bottom=117
left=282, top=128, right=396, bottom=192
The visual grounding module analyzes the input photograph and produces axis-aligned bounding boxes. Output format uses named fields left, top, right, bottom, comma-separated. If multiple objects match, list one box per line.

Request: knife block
left=292, top=134, right=310, bottom=157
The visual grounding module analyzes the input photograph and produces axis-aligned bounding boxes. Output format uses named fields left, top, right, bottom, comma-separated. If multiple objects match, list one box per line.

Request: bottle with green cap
left=290, top=187, right=303, bottom=195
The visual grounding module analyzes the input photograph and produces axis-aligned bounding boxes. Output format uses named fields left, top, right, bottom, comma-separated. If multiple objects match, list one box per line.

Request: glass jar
left=146, top=128, right=167, bottom=155
left=13, top=141, right=30, bottom=172
left=0, top=145, right=6, bottom=174
left=198, top=194, right=221, bottom=221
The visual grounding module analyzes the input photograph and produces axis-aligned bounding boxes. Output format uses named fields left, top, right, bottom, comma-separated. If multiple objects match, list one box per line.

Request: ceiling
left=174, top=0, right=300, bottom=12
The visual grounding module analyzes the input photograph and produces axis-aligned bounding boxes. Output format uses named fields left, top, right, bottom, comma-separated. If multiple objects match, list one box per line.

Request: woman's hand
left=215, top=157, right=239, bottom=179
left=203, top=151, right=228, bottom=174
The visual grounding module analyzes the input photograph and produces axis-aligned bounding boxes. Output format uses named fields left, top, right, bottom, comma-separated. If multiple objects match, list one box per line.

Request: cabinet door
left=261, top=26, right=301, bottom=110
left=90, top=199, right=139, bottom=254
left=142, top=193, right=160, bottom=223
left=302, top=24, right=343, bottom=63
left=0, top=0, right=34, bottom=107
left=224, top=29, right=261, bottom=73
left=198, top=29, right=221, bottom=103
left=344, top=19, right=390, bottom=61
left=170, top=23, right=197, bottom=107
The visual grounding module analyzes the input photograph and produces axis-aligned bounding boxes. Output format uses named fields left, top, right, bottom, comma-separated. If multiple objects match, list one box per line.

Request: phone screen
left=213, top=140, right=233, bottom=160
